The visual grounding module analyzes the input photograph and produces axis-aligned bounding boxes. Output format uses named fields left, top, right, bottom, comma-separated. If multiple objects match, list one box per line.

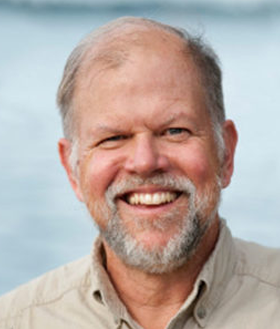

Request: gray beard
left=97, top=174, right=221, bottom=274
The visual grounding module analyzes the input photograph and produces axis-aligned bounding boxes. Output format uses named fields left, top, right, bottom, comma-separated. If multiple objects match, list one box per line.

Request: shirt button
left=197, top=306, right=207, bottom=319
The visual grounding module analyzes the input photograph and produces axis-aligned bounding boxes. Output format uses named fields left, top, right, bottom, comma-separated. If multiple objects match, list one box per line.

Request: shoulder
left=234, top=237, right=280, bottom=288
left=0, top=255, right=92, bottom=323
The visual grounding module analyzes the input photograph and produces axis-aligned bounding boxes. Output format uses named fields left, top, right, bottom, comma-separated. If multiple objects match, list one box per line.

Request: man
left=0, top=16, right=279, bottom=329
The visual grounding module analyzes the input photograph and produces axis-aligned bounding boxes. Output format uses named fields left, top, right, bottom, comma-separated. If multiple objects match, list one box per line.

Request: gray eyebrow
left=94, top=124, right=125, bottom=133
left=90, top=110, right=196, bottom=136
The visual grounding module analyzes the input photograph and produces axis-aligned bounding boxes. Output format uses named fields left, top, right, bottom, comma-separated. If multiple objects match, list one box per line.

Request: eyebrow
left=89, top=109, right=197, bottom=136
left=88, top=124, right=127, bottom=139
left=157, top=111, right=197, bottom=128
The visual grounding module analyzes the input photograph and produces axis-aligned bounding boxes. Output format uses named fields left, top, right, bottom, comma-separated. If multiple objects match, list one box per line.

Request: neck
left=103, top=218, right=220, bottom=329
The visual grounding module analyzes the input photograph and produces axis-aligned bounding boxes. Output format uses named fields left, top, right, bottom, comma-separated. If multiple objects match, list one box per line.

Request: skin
left=59, top=29, right=237, bottom=329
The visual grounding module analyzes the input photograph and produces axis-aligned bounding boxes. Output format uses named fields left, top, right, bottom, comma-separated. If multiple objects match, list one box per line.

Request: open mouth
left=121, top=191, right=182, bottom=206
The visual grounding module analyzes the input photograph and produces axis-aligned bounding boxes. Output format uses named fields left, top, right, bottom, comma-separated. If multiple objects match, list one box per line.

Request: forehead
left=83, top=32, right=198, bottom=83
left=77, top=27, right=196, bottom=86
left=73, top=29, right=207, bottom=126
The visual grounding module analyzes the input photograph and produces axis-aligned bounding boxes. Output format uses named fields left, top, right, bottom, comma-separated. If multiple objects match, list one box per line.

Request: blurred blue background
left=0, top=0, right=280, bottom=294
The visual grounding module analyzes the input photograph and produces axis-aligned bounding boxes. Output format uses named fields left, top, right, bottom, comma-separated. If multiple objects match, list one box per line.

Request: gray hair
left=57, top=17, right=226, bottom=163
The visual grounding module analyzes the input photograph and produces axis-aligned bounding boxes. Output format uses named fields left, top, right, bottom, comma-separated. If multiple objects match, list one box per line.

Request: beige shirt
left=1, top=220, right=280, bottom=329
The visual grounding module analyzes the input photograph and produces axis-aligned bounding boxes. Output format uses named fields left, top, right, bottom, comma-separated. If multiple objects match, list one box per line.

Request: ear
left=58, top=138, right=84, bottom=202
left=221, top=120, right=238, bottom=188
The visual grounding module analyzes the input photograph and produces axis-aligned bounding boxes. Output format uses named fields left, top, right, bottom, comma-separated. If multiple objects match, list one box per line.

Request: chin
left=131, top=229, right=179, bottom=250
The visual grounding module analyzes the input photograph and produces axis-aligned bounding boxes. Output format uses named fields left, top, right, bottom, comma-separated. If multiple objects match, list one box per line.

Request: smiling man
left=1, top=17, right=280, bottom=329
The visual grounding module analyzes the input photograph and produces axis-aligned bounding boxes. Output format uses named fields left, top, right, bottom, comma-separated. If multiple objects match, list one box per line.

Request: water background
left=0, top=2, right=280, bottom=294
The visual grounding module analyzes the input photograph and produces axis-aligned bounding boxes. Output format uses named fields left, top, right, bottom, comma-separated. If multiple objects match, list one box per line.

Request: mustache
left=105, top=173, right=196, bottom=201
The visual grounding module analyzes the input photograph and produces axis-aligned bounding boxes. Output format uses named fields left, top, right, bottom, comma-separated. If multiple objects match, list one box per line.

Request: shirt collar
left=89, top=219, right=236, bottom=328
left=192, top=219, right=237, bottom=327
left=90, top=238, right=138, bottom=327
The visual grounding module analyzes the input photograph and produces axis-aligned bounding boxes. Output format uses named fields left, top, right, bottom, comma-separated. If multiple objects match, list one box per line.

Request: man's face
left=61, top=35, right=236, bottom=273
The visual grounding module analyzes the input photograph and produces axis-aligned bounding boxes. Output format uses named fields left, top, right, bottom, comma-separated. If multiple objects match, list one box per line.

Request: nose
left=124, top=134, right=170, bottom=176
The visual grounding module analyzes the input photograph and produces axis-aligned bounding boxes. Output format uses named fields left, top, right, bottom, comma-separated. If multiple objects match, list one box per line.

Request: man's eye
left=167, top=128, right=185, bottom=135
left=165, top=127, right=190, bottom=136
left=97, top=135, right=128, bottom=147
left=105, top=135, right=127, bottom=142
left=162, top=127, right=191, bottom=141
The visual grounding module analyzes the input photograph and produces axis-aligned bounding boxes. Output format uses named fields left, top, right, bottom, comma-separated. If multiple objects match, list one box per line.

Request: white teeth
left=127, top=192, right=177, bottom=205
left=153, top=193, right=160, bottom=204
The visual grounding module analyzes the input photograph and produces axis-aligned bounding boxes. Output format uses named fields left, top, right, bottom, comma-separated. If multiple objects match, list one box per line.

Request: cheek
left=79, top=151, right=122, bottom=199
left=173, top=146, right=218, bottom=186
left=78, top=152, right=122, bottom=228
